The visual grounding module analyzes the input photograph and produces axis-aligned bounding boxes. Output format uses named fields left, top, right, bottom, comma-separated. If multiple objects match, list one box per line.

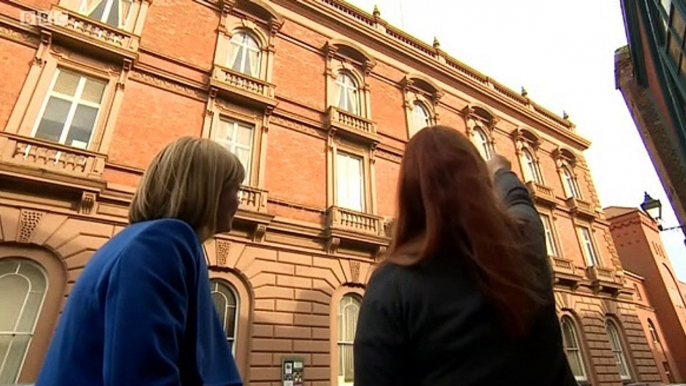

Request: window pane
left=105, top=0, right=119, bottom=26
left=35, top=97, right=72, bottom=143
left=235, top=147, right=252, bottom=177
left=0, top=335, right=30, bottom=383
left=0, top=275, right=29, bottom=331
left=226, top=306, right=237, bottom=339
left=16, top=292, right=43, bottom=333
left=66, top=105, right=99, bottom=148
left=120, top=0, right=132, bottom=27
left=0, top=260, right=47, bottom=384
left=0, top=335, right=11, bottom=382
left=216, top=121, right=234, bottom=143
left=53, top=71, right=80, bottom=96
left=81, top=78, right=106, bottom=104
left=211, top=292, right=227, bottom=328
left=87, top=0, right=106, bottom=20
left=236, top=125, right=253, bottom=146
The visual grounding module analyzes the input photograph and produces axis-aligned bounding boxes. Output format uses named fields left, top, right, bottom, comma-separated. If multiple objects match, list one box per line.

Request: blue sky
left=345, top=0, right=686, bottom=281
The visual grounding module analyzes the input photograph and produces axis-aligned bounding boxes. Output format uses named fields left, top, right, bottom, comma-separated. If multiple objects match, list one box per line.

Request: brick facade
left=0, top=0, right=671, bottom=384
left=606, top=206, right=686, bottom=381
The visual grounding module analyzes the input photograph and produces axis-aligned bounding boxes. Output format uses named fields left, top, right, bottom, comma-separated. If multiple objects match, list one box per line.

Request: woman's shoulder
left=126, top=219, right=198, bottom=245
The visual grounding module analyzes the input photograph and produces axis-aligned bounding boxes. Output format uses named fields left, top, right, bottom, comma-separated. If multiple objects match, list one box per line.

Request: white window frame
left=335, top=151, right=365, bottom=212
left=227, top=31, right=262, bottom=78
left=561, top=166, right=580, bottom=198
left=213, top=118, right=255, bottom=185
left=79, top=0, right=133, bottom=29
left=577, top=226, right=600, bottom=266
left=411, top=101, right=430, bottom=136
left=335, top=72, right=360, bottom=115
left=560, top=316, right=587, bottom=383
left=522, top=148, right=541, bottom=183
left=31, top=69, right=106, bottom=150
left=337, top=294, right=360, bottom=386
left=606, top=320, right=632, bottom=381
left=473, top=126, right=492, bottom=160
left=540, top=214, right=559, bottom=257
left=0, top=259, right=48, bottom=384
left=210, top=280, right=239, bottom=355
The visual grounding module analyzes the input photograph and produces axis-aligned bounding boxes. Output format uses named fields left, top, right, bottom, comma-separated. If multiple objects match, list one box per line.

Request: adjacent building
left=606, top=206, right=686, bottom=382
left=0, top=0, right=672, bottom=384
left=617, top=0, right=686, bottom=242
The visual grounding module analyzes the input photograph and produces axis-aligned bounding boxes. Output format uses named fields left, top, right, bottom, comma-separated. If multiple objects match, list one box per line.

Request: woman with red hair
left=354, top=126, right=576, bottom=385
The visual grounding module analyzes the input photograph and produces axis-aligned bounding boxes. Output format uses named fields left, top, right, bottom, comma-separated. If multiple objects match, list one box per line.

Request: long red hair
left=389, top=125, right=544, bottom=338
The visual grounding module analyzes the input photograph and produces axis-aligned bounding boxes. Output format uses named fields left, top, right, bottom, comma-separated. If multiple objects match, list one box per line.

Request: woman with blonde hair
left=37, top=137, right=245, bottom=386
left=354, top=126, right=576, bottom=385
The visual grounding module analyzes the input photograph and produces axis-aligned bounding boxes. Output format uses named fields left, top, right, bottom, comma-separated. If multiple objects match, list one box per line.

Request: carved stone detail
left=253, top=224, right=267, bottom=243
left=271, top=115, right=320, bottom=136
left=376, top=149, right=402, bottom=163
left=79, top=192, right=97, bottom=214
left=129, top=70, right=207, bottom=100
left=216, top=239, right=231, bottom=267
left=326, top=237, right=340, bottom=255
left=350, top=260, right=360, bottom=283
left=18, top=210, right=45, bottom=243
left=0, top=25, right=40, bottom=47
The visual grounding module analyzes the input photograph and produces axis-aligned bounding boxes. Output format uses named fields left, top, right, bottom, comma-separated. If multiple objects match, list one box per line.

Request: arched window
left=522, top=148, right=541, bottom=183
left=210, top=280, right=238, bottom=354
left=473, top=127, right=492, bottom=160
left=560, top=316, right=587, bottom=382
left=411, top=101, right=431, bottom=136
left=337, top=294, right=361, bottom=386
left=561, top=166, right=579, bottom=198
left=648, top=319, right=660, bottom=343
left=0, top=258, right=48, bottom=383
left=606, top=320, right=631, bottom=381
left=80, top=0, right=133, bottom=29
left=335, top=72, right=360, bottom=115
left=228, top=31, right=261, bottom=78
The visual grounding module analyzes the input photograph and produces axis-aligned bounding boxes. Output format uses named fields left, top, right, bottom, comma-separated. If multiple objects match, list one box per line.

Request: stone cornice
left=129, top=64, right=208, bottom=101
left=272, top=0, right=591, bottom=149
left=0, top=14, right=40, bottom=47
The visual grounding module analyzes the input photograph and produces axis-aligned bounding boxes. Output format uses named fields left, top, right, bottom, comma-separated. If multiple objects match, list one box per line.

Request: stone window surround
left=401, top=75, right=443, bottom=139
left=215, top=17, right=281, bottom=84
left=512, top=127, right=546, bottom=185
left=559, top=311, right=591, bottom=385
left=329, top=285, right=364, bottom=386
left=326, top=135, right=377, bottom=214
left=539, top=208, right=564, bottom=259
left=573, top=220, right=604, bottom=268
left=553, top=148, right=584, bottom=200
left=462, top=105, right=499, bottom=156
left=0, top=246, right=66, bottom=384
left=5, top=40, right=129, bottom=156
left=201, top=93, right=270, bottom=188
left=57, top=0, right=150, bottom=35
left=605, top=317, right=636, bottom=382
left=324, top=40, right=376, bottom=120
left=208, top=269, right=252, bottom=380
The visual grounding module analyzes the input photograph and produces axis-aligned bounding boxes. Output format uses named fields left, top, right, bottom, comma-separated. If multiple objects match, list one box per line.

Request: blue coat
left=37, top=219, right=243, bottom=386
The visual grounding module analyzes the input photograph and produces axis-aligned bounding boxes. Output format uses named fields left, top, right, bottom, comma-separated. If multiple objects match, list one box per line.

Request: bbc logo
left=20, top=10, right=68, bottom=26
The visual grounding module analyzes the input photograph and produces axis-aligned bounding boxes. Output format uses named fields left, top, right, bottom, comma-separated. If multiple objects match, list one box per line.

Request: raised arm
left=103, top=222, right=196, bottom=386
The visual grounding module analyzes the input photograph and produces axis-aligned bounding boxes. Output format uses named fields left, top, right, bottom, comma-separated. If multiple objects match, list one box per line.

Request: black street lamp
left=640, top=192, right=686, bottom=232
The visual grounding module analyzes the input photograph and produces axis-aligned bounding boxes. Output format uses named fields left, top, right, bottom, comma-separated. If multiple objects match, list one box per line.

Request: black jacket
left=353, top=169, right=578, bottom=386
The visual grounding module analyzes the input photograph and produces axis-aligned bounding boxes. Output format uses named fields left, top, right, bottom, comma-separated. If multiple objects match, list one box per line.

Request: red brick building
left=0, top=0, right=672, bottom=384
left=606, top=206, right=686, bottom=382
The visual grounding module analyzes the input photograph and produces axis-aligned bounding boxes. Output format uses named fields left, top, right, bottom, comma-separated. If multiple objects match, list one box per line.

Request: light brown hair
left=129, top=137, right=245, bottom=241
left=389, top=125, right=544, bottom=338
